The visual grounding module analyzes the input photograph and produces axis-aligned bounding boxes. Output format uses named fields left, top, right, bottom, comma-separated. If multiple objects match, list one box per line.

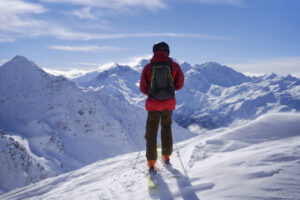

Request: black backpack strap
left=150, top=61, right=172, bottom=67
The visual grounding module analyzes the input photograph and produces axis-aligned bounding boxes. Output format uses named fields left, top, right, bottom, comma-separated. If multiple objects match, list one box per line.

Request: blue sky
left=0, top=0, right=300, bottom=75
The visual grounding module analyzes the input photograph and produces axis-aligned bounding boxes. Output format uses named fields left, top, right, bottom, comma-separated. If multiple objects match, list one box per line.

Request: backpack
left=147, top=61, right=175, bottom=100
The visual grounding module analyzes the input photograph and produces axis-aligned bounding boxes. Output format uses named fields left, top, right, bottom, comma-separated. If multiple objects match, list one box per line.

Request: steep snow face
left=78, top=64, right=145, bottom=105
left=0, top=56, right=195, bottom=185
left=2, top=113, right=300, bottom=200
left=185, top=62, right=251, bottom=92
left=73, top=60, right=300, bottom=130
left=0, top=130, right=54, bottom=192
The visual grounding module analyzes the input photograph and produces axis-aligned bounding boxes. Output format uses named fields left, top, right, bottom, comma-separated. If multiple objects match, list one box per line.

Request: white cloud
left=0, top=59, right=9, bottom=65
left=40, top=0, right=166, bottom=10
left=242, top=72, right=265, bottom=77
left=46, top=28, right=231, bottom=41
left=191, top=0, right=243, bottom=6
left=119, top=55, right=152, bottom=66
left=43, top=68, right=93, bottom=78
left=49, top=45, right=124, bottom=52
left=0, top=0, right=46, bottom=14
left=0, top=34, right=15, bottom=43
left=0, top=0, right=232, bottom=43
left=228, top=56, right=300, bottom=75
left=70, top=7, right=97, bottom=20
left=0, top=0, right=47, bottom=33
left=0, top=0, right=49, bottom=42
left=292, top=73, right=300, bottom=79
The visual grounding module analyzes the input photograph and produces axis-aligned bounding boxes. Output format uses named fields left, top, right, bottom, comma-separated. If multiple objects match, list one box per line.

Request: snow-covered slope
left=73, top=60, right=300, bottom=129
left=78, top=63, right=145, bottom=106
left=0, top=56, right=194, bottom=192
left=0, top=129, right=54, bottom=193
left=2, top=112, right=300, bottom=200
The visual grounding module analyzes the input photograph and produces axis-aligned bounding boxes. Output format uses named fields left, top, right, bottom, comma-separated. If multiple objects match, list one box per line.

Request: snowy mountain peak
left=263, top=73, right=278, bottom=80
left=0, top=55, right=46, bottom=79
left=196, top=62, right=242, bottom=75
left=179, top=61, right=193, bottom=73
left=284, top=74, right=300, bottom=82
left=0, top=55, right=72, bottom=101
left=11, top=55, right=31, bottom=63
left=184, top=61, right=251, bottom=90
left=96, top=64, right=137, bottom=81
left=2, top=55, right=40, bottom=71
left=200, top=61, right=223, bottom=68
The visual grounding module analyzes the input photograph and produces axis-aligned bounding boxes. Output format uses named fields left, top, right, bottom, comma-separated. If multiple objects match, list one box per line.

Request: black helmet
left=153, top=42, right=170, bottom=55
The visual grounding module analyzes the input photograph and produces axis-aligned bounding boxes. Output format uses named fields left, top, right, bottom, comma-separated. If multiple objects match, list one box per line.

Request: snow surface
left=0, top=130, right=54, bottom=192
left=1, top=112, right=300, bottom=200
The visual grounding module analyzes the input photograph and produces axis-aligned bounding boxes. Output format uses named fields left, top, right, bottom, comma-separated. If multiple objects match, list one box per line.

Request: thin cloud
left=40, top=0, right=166, bottom=10
left=0, top=0, right=48, bottom=42
left=69, top=7, right=97, bottom=20
left=73, top=62, right=101, bottom=67
left=0, top=0, right=47, bottom=32
left=292, top=73, right=300, bottom=79
left=228, top=56, right=300, bottom=75
left=191, top=0, right=243, bottom=6
left=119, top=55, right=152, bottom=66
left=43, top=68, right=93, bottom=78
left=0, top=35, right=15, bottom=43
left=49, top=45, right=124, bottom=52
left=0, top=0, right=232, bottom=43
left=47, top=27, right=232, bottom=41
left=0, top=59, right=9, bottom=66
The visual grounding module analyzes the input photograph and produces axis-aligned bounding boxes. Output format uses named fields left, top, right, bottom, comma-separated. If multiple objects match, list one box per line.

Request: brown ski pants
left=145, top=110, right=173, bottom=161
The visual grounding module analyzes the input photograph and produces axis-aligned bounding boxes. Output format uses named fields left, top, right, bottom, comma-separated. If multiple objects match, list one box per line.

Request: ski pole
left=133, top=133, right=147, bottom=169
left=173, top=134, right=187, bottom=175
left=132, top=150, right=141, bottom=169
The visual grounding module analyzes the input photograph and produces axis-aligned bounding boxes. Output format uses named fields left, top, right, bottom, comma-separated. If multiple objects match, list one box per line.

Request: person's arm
left=173, top=63, right=184, bottom=90
left=139, top=65, right=149, bottom=95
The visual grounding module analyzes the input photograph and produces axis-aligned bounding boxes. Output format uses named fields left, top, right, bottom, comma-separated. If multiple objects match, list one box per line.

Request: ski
left=148, top=170, right=159, bottom=194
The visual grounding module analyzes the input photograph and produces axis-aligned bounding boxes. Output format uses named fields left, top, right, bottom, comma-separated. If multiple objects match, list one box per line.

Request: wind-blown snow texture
left=0, top=56, right=194, bottom=192
left=1, top=113, right=300, bottom=200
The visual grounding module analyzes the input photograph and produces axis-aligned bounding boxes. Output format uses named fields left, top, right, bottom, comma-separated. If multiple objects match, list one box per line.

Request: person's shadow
left=165, top=167, right=201, bottom=200
left=148, top=174, right=175, bottom=200
left=148, top=167, right=214, bottom=200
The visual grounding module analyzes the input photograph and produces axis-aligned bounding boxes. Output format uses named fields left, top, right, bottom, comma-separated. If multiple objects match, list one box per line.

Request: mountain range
left=72, top=59, right=300, bottom=131
left=0, top=55, right=299, bottom=193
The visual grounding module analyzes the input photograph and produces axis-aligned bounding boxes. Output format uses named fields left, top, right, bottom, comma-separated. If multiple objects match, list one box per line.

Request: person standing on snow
left=139, top=42, right=184, bottom=174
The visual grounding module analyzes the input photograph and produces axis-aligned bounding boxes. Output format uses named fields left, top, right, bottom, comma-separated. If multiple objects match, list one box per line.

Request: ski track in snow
left=1, top=113, right=300, bottom=200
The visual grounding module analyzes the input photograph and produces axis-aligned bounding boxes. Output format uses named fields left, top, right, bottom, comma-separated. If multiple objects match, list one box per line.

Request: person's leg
left=145, top=111, right=161, bottom=167
left=160, top=110, right=173, bottom=161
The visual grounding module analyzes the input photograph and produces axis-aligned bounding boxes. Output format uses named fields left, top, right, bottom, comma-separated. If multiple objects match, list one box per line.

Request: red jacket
left=140, top=50, right=184, bottom=111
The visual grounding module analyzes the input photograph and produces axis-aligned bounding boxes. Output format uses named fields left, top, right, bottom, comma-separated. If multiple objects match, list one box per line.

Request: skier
left=139, top=42, right=184, bottom=174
